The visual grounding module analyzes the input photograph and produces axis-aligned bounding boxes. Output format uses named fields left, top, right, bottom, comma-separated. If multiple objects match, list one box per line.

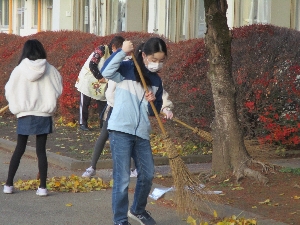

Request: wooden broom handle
left=161, top=112, right=213, bottom=142
left=0, top=105, right=9, bottom=114
left=131, top=52, right=167, bottom=136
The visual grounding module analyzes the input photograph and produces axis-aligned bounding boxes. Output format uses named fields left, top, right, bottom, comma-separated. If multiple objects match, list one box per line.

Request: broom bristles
left=164, top=138, right=219, bottom=216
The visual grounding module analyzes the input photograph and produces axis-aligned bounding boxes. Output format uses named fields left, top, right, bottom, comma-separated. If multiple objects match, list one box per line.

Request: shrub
left=231, top=25, right=300, bottom=146
left=0, top=25, right=299, bottom=149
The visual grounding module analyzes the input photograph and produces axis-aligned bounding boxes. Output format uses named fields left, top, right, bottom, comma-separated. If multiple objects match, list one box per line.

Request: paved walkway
left=1, top=138, right=298, bottom=225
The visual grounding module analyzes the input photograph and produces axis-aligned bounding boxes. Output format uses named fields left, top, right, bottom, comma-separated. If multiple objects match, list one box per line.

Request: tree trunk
left=204, top=0, right=268, bottom=183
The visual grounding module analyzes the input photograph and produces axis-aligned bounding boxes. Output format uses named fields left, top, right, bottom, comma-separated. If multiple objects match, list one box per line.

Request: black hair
left=108, top=36, right=125, bottom=54
left=18, top=39, right=47, bottom=65
left=134, top=37, right=167, bottom=86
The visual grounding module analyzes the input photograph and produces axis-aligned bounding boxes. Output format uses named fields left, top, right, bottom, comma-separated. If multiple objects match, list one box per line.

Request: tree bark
left=204, top=0, right=268, bottom=183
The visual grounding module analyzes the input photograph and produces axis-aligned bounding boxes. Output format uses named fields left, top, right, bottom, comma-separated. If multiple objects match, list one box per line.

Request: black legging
left=6, top=134, right=48, bottom=188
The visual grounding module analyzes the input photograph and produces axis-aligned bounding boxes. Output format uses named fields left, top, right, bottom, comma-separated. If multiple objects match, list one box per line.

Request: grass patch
left=279, top=167, right=300, bottom=175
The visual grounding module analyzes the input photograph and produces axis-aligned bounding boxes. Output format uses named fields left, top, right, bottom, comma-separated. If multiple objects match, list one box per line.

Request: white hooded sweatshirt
left=5, top=58, right=63, bottom=118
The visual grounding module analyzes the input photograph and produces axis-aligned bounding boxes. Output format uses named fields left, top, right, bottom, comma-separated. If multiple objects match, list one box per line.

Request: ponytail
left=133, top=43, right=152, bottom=86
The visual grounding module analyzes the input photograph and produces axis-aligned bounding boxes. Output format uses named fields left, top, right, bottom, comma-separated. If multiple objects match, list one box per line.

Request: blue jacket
left=101, top=49, right=163, bottom=140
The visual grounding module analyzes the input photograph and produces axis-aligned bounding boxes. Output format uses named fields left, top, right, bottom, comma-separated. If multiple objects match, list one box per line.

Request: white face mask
left=145, top=58, right=164, bottom=72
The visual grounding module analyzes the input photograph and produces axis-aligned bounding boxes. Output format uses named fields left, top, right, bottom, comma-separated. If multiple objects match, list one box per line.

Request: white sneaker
left=130, top=169, right=138, bottom=178
left=82, top=166, right=96, bottom=178
left=3, top=185, right=14, bottom=194
left=36, top=187, right=48, bottom=196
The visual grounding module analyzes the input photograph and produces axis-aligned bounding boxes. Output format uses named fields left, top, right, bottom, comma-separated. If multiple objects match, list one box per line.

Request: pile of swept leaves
left=7, top=175, right=111, bottom=193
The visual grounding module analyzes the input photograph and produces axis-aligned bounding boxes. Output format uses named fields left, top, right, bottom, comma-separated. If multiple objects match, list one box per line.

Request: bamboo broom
left=131, top=53, right=218, bottom=214
left=0, top=105, right=9, bottom=114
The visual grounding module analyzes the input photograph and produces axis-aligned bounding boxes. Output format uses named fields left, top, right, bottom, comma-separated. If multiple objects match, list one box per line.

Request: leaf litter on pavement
left=1, top=175, right=111, bottom=193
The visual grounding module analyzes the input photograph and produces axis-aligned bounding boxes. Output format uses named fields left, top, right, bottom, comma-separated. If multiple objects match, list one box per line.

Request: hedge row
left=0, top=25, right=299, bottom=146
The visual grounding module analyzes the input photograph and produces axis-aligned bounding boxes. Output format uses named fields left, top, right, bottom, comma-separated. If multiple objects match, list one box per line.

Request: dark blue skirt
left=17, top=116, right=53, bottom=135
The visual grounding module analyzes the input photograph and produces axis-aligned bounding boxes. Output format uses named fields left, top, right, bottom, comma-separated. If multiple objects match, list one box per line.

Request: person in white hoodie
left=3, top=39, right=63, bottom=196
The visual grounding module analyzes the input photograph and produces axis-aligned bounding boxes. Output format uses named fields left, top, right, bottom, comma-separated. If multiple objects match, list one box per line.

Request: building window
left=46, top=0, right=53, bottom=31
left=248, top=0, right=270, bottom=24
left=108, top=0, right=125, bottom=34
left=17, top=0, right=25, bottom=29
left=296, top=0, right=300, bottom=30
left=33, top=0, right=38, bottom=28
left=73, top=0, right=90, bottom=32
left=198, top=0, right=206, bottom=38
left=0, top=0, right=9, bottom=27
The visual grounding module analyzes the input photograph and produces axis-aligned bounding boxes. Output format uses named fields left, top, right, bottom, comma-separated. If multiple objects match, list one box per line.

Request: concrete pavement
left=1, top=138, right=298, bottom=225
left=0, top=145, right=196, bottom=225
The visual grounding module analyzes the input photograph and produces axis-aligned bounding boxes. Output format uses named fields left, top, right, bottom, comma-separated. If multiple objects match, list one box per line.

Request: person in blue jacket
left=101, top=37, right=167, bottom=225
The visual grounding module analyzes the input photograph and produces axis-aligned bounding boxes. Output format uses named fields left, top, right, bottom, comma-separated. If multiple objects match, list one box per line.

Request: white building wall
left=125, top=0, right=143, bottom=32
left=147, top=0, right=156, bottom=33
left=157, top=0, right=167, bottom=36
left=227, top=0, right=235, bottom=29
left=52, top=0, right=73, bottom=31
left=52, top=0, right=60, bottom=31
left=270, top=0, right=291, bottom=27
left=11, top=0, right=18, bottom=34
left=100, top=0, right=107, bottom=36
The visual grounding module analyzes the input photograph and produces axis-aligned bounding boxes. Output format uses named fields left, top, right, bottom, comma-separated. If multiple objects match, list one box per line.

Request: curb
left=0, top=138, right=212, bottom=171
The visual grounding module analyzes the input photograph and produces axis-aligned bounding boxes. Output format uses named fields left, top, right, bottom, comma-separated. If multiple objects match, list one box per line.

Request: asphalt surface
left=1, top=138, right=298, bottom=225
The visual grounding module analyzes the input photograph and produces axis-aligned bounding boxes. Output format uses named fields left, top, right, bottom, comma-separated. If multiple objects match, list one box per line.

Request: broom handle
left=131, top=53, right=167, bottom=136
left=161, top=113, right=196, bottom=131
left=161, top=112, right=213, bottom=142
left=0, top=105, right=9, bottom=114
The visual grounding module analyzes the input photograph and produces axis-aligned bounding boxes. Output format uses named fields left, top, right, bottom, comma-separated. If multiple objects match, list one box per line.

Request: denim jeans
left=109, top=131, right=154, bottom=224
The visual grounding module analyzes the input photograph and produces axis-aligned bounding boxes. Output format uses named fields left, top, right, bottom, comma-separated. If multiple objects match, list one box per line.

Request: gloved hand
left=162, top=107, right=173, bottom=119
left=90, top=45, right=105, bottom=64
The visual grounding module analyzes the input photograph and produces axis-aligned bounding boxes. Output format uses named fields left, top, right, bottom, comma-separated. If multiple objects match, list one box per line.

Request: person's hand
left=122, top=41, right=134, bottom=53
left=145, top=91, right=156, bottom=102
left=98, top=78, right=106, bottom=83
left=162, top=107, right=173, bottom=119
left=91, top=46, right=105, bottom=64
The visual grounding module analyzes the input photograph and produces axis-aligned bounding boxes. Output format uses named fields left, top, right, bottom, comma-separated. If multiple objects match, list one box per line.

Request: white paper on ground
left=149, top=187, right=174, bottom=200
left=186, top=183, right=223, bottom=194
left=149, top=184, right=223, bottom=200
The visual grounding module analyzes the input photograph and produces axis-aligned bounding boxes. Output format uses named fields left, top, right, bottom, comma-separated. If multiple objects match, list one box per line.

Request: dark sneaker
left=80, top=125, right=90, bottom=131
left=114, top=222, right=131, bottom=225
left=128, top=209, right=156, bottom=225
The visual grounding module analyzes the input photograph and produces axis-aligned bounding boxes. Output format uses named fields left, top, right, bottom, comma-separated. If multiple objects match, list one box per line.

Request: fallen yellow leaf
left=186, top=216, right=197, bottom=225
left=109, top=179, right=114, bottom=187
left=65, top=203, right=72, bottom=207
left=259, top=199, right=271, bottom=204
left=213, top=210, right=218, bottom=218
left=232, top=187, right=244, bottom=191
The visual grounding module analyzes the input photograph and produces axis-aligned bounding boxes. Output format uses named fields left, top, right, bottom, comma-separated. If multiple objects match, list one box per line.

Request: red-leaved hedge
left=0, top=25, right=299, bottom=148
